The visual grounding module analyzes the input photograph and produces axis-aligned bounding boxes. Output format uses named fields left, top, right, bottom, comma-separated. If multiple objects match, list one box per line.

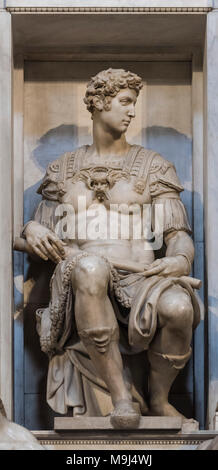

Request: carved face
left=96, top=88, right=137, bottom=136
left=91, top=176, right=109, bottom=192
left=89, top=169, right=111, bottom=201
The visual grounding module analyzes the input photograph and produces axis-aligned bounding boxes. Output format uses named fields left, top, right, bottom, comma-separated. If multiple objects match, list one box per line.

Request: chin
left=120, top=125, right=129, bottom=133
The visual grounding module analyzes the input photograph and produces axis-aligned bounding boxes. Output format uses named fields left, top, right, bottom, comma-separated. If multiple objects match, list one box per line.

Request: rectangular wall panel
left=18, top=59, right=196, bottom=429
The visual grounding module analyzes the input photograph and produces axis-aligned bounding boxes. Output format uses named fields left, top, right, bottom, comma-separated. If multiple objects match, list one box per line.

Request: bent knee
left=158, top=288, right=194, bottom=330
left=72, top=255, right=110, bottom=295
left=173, top=299, right=194, bottom=330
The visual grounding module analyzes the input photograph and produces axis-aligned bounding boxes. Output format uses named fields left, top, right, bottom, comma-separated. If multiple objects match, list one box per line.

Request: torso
left=58, top=145, right=156, bottom=264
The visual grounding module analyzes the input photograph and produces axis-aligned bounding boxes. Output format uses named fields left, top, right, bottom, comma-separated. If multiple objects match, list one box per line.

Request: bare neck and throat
left=89, top=117, right=131, bottom=159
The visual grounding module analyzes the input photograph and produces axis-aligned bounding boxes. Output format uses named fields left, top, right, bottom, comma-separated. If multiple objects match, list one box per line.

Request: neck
left=91, top=121, right=130, bottom=157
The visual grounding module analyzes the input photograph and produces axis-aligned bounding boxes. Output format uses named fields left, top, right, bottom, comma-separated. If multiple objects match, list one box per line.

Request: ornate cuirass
left=67, top=145, right=157, bottom=199
left=37, top=145, right=159, bottom=202
left=72, top=166, right=131, bottom=202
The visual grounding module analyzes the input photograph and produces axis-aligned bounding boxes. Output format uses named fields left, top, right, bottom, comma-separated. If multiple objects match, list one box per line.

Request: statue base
left=32, top=419, right=213, bottom=450
left=54, top=416, right=198, bottom=433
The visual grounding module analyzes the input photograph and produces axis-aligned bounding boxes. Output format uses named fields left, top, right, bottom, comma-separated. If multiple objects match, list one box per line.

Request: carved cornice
left=38, top=438, right=201, bottom=446
left=34, top=430, right=218, bottom=448
left=7, top=6, right=212, bottom=13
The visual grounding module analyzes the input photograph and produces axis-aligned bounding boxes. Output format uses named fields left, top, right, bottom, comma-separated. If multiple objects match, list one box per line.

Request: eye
left=120, top=99, right=129, bottom=105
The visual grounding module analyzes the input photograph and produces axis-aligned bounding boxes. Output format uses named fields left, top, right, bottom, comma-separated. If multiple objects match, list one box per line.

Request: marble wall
left=0, top=2, right=218, bottom=430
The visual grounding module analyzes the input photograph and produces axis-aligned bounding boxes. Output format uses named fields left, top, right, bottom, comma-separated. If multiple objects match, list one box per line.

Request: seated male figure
left=22, top=69, right=200, bottom=428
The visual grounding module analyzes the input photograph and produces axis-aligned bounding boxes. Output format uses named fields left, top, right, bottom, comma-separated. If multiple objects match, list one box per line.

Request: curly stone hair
left=84, top=68, right=143, bottom=114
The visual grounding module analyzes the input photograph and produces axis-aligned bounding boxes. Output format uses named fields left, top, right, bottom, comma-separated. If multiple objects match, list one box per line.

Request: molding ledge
left=38, top=438, right=201, bottom=446
left=33, top=430, right=218, bottom=447
left=16, top=46, right=199, bottom=62
left=6, top=6, right=212, bottom=13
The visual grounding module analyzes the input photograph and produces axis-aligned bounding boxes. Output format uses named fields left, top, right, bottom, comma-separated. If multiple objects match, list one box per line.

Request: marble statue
left=0, top=398, right=42, bottom=449
left=16, top=68, right=200, bottom=429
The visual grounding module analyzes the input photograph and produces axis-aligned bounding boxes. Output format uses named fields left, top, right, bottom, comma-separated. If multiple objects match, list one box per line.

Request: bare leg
left=148, top=286, right=193, bottom=418
left=72, top=255, right=140, bottom=428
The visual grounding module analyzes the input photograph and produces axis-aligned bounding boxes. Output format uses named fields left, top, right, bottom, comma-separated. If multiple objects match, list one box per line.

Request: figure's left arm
left=144, top=154, right=194, bottom=278
left=162, top=229, right=193, bottom=276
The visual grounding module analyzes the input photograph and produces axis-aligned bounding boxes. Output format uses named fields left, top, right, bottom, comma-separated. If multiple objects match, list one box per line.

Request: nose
left=127, top=103, right=135, bottom=118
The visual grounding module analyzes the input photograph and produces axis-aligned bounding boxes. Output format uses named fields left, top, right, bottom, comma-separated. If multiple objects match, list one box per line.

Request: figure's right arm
left=22, top=158, right=66, bottom=263
left=23, top=221, right=66, bottom=263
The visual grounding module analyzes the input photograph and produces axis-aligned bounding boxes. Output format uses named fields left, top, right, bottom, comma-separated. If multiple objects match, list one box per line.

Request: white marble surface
left=0, top=9, right=13, bottom=419
left=191, top=54, right=205, bottom=428
left=5, top=0, right=213, bottom=9
left=0, top=0, right=215, bottom=432
left=0, top=412, right=43, bottom=450
left=43, top=443, right=198, bottom=450
left=204, top=9, right=218, bottom=428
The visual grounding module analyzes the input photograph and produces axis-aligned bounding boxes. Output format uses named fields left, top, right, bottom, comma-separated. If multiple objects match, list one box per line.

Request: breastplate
left=65, top=145, right=156, bottom=201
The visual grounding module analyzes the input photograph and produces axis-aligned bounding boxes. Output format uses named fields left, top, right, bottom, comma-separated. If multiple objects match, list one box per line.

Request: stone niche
left=1, top=2, right=218, bottom=447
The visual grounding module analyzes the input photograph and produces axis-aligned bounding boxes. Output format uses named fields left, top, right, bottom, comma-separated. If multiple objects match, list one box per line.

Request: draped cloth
left=36, top=253, right=200, bottom=415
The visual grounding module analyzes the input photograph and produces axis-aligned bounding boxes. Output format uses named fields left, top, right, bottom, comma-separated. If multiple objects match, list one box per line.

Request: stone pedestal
left=54, top=416, right=199, bottom=435
left=54, top=416, right=183, bottom=431
left=54, top=416, right=199, bottom=434
left=33, top=429, right=217, bottom=451
left=0, top=0, right=218, bottom=434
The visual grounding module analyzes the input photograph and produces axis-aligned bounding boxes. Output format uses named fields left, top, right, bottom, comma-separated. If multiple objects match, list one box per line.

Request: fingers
left=143, top=266, right=164, bottom=277
left=143, top=258, right=183, bottom=278
left=26, top=228, right=66, bottom=263
left=48, top=234, right=66, bottom=257
left=143, top=260, right=165, bottom=277
left=33, top=245, right=48, bottom=261
left=41, top=238, right=62, bottom=263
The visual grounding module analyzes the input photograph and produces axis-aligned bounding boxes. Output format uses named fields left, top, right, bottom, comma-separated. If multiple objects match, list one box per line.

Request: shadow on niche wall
left=31, top=124, right=79, bottom=172
left=20, top=123, right=204, bottom=429
left=143, top=126, right=193, bottom=218
left=24, top=124, right=90, bottom=223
